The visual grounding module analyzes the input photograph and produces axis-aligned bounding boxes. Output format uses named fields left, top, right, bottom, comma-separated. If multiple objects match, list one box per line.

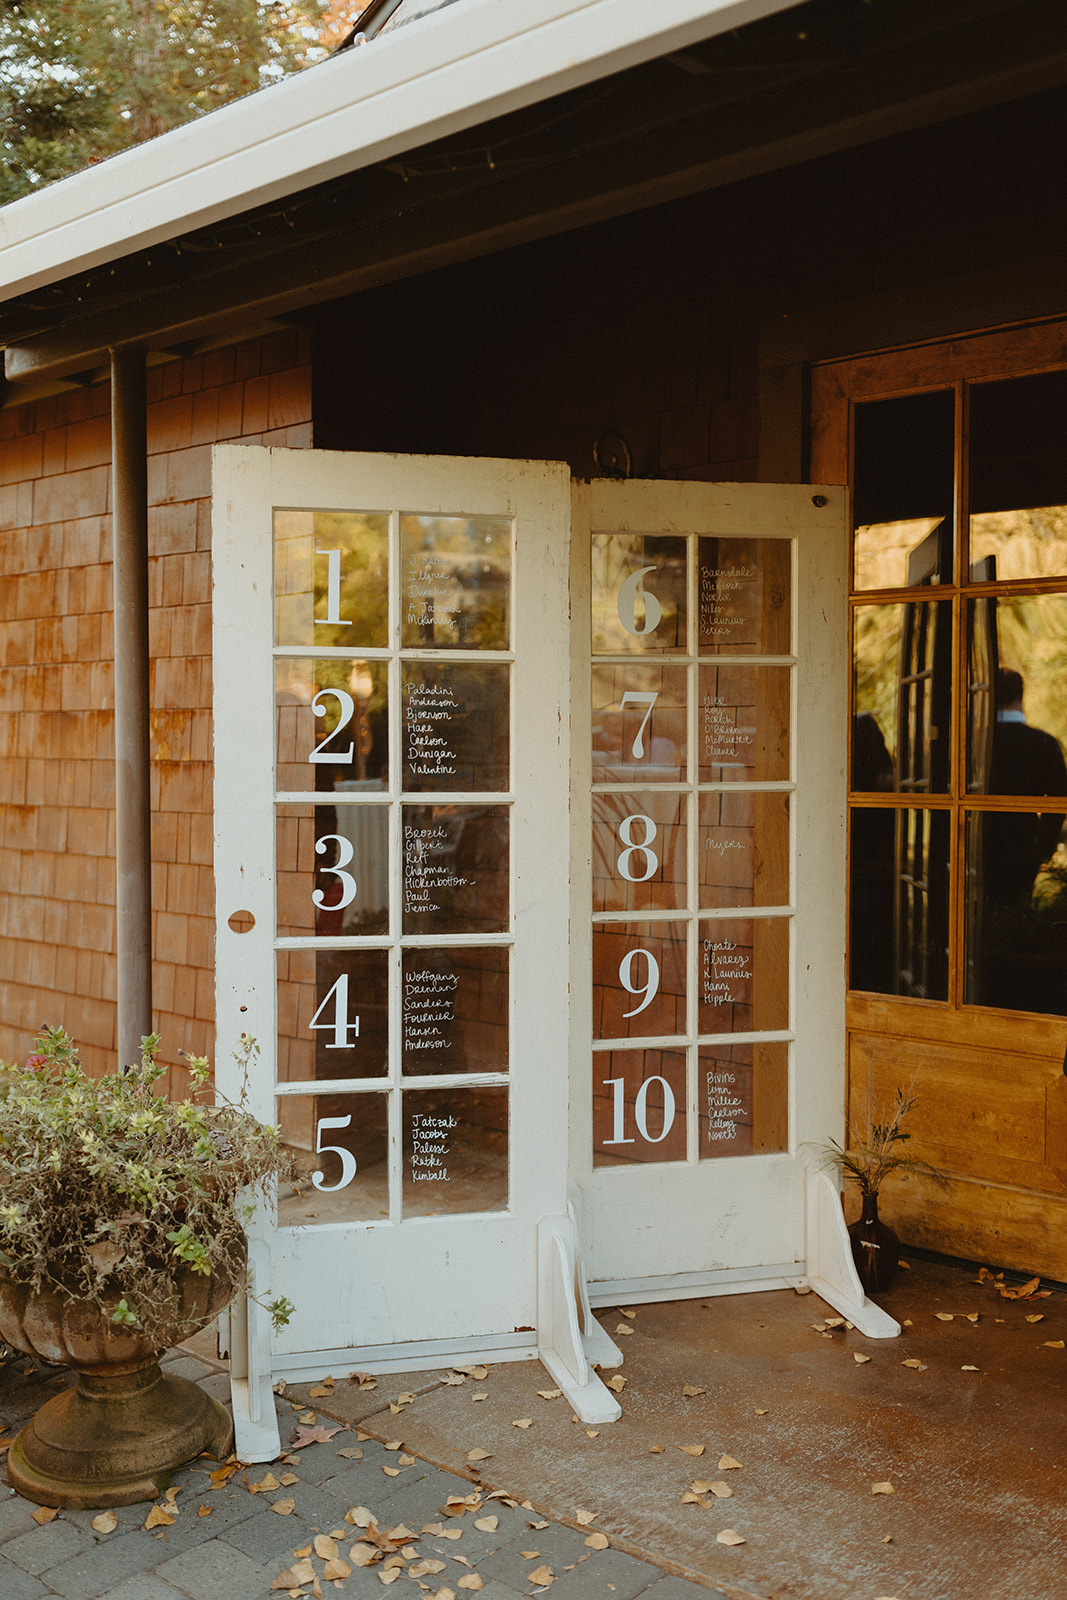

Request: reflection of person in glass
left=981, top=669, right=1067, bottom=1013
left=986, top=669, right=1067, bottom=903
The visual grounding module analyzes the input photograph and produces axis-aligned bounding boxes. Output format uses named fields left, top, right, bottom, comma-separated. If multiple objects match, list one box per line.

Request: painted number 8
left=617, top=813, right=658, bottom=882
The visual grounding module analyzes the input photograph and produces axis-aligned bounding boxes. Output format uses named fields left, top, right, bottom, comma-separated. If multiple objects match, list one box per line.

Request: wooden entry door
left=811, top=322, right=1067, bottom=1280
left=570, top=479, right=849, bottom=1298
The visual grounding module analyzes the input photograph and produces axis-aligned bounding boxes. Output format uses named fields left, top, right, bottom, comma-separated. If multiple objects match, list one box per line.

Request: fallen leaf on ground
left=31, top=1505, right=58, bottom=1526
left=347, top=1507, right=375, bottom=1527
left=934, top=1313, right=954, bottom=1322
left=324, top=1558, right=353, bottom=1580
left=388, top=1525, right=419, bottom=1542
left=273, top=1379, right=288, bottom=1394
left=290, top=1425, right=342, bottom=1449
left=433, top=1526, right=464, bottom=1540
left=681, top=1492, right=704, bottom=1506
left=467, top=1448, right=492, bottom=1462
left=718, top=1455, right=742, bottom=1471
left=586, top=1430, right=600, bottom=1439
left=585, top=1533, right=609, bottom=1550
left=272, top=1559, right=316, bottom=1588
left=755, top=1408, right=769, bottom=1415
left=528, top=1566, right=554, bottom=1585
left=399, top=1454, right=416, bottom=1466
left=520, top=1552, right=541, bottom=1559
left=434, top=1589, right=457, bottom=1600
left=871, top=1482, right=894, bottom=1495
left=679, top=1445, right=705, bottom=1457
left=249, top=1472, right=281, bottom=1494
left=209, top=1462, right=240, bottom=1485
left=350, top=1373, right=378, bottom=1389
left=442, top=1374, right=466, bottom=1386
left=279, top=1472, right=300, bottom=1485
left=458, top=1576, right=483, bottom=1590
left=606, top=1376, right=626, bottom=1393
left=410, top=1561, right=448, bottom=1578
left=962, top=1365, right=980, bottom=1371
left=575, top=1509, right=596, bottom=1525
left=528, top=1521, right=549, bottom=1530
left=681, top=1383, right=705, bottom=1397
left=901, top=1359, right=926, bottom=1371
left=966, top=1313, right=979, bottom=1322
left=472, top=1394, right=488, bottom=1403
left=648, top=1446, right=665, bottom=1454
left=618, top=1308, right=636, bottom=1319
left=475, top=1516, right=499, bottom=1532
left=1043, top=1340, right=1065, bottom=1349
left=537, top=1389, right=561, bottom=1400
left=315, top=1535, right=339, bottom=1559
left=349, top=1543, right=379, bottom=1567
left=708, top=1482, right=733, bottom=1499
left=614, top=1325, right=634, bottom=1337
left=379, top=1567, right=402, bottom=1585
left=197, top=1505, right=213, bottom=1518
left=854, top=1353, right=872, bottom=1364
left=145, top=1505, right=176, bottom=1529
left=513, top=1418, right=533, bottom=1429
left=271, top=1498, right=297, bottom=1516
left=92, top=1511, right=118, bottom=1534
left=385, top=1440, right=403, bottom=1451
left=398, top=1393, right=417, bottom=1404
left=717, top=1530, right=745, bottom=1546
left=1026, top=1314, right=1045, bottom=1323
left=309, top=1381, right=335, bottom=1398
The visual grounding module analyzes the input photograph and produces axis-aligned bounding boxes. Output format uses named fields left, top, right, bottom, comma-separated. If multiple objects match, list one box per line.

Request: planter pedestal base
left=6, top=1357, right=233, bottom=1509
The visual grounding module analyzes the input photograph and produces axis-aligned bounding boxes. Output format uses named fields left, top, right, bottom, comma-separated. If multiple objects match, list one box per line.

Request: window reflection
left=969, top=370, right=1067, bottom=582
left=966, top=598, right=1067, bottom=791
left=849, top=807, right=949, bottom=999
left=965, top=810, right=1067, bottom=1015
left=852, top=601, right=950, bottom=793
left=852, top=390, right=955, bottom=590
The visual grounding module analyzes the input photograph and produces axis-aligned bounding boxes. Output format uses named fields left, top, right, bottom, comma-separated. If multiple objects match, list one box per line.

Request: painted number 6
left=617, top=565, right=662, bottom=636
left=313, top=1114, right=357, bottom=1192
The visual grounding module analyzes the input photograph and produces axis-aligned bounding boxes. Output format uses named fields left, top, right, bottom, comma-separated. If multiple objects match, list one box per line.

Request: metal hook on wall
left=593, top=432, right=633, bottom=479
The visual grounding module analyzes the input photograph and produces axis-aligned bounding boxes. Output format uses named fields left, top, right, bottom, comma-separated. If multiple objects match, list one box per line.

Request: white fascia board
left=0, top=0, right=798, bottom=304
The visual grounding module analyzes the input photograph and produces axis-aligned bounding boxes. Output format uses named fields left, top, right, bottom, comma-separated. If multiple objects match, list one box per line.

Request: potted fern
left=0, top=1026, right=293, bottom=1509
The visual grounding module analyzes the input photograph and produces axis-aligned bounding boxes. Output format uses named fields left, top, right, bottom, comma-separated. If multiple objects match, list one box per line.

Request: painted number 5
left=313, top=1114, right=357, bottom=1191
left=617, top=565, right=662, bottom=636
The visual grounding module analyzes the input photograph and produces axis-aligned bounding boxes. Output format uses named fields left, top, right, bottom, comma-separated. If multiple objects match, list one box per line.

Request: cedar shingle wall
left=0, top=329, right=312, bottom=1090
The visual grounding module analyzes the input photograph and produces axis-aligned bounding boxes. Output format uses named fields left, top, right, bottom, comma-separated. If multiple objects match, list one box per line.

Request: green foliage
left=1, top=0, right=328, bottom=202
left=0, top=1027, right=296, bottom=1343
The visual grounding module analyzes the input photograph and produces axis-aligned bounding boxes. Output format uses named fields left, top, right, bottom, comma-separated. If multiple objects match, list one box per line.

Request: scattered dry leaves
left=901, top=1359, right=926, bottom=1371
left=474, top=1516, right=499, bottom=1532
left=250, top=1472, right=281, bottom=1494
left=718, top=1455, right=742, bottom=1471
left=606, top=1376, right=626, bottom=1393
left=458, top=1575, right=483, bottom=1590
left=679, top=1445, right=705, bottom=1457
left=717, top=1530, right=745, bottom=1546
left=271, top=1498, right=297, bottom=1516
left=145, top=1505, right=176, bottom=1530
left=681, top=1383, right=705, bottom=1397
left=289, top=1424, right=341, bottom=1450
left=871, top=1482, right=894, bottom=1495
left=92, top=1511, right=118, bottom=1534
left=854, top=1353, right=872, bottom=1364
left=513, top=1419, right=533, bottom=1430
left=537, top=1389, right=561, bottom=1401
left=614, top=1325, right=634, bottom=1337
left=585, top=1532, right=610, bottom=1550
left=528, top=1565, right=554, bottom=1585
left=272, top=1558, right=316, bottom=1589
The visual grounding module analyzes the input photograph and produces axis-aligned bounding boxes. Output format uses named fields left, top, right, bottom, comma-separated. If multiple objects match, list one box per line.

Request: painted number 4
left=308, top=972, right=360, bottom=1048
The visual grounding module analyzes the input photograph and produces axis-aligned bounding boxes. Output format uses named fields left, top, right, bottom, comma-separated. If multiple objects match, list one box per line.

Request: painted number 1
left=315, top=547, right=351, bottom=627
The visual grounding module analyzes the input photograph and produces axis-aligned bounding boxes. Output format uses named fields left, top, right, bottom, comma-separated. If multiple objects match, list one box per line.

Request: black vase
left=847, top=1192, right=900, bottom=1295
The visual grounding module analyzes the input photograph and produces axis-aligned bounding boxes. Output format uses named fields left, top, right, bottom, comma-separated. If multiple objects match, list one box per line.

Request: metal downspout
left=110, top=348, right=153, bottom=1068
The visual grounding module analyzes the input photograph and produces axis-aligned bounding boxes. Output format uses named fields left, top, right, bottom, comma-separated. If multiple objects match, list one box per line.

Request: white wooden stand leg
left=227, top=1225, right=281, bottom=1461
left=805, top=1167, right=900, bottom=1338
left=538, top=1215, right=622, bottom=1423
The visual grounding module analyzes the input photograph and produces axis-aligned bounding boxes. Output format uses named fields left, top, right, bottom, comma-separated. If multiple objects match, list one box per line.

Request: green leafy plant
left=0, top=1027, right=296, bottom=1344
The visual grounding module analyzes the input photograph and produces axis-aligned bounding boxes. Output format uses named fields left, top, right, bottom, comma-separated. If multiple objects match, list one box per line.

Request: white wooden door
left=212, top=446, right=571, bottom=1375
left=570, top=479, right=848, bottom=1300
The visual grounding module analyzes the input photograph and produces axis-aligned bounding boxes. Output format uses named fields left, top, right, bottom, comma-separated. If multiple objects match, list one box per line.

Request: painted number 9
left=619, top=948, right=660, bottom=1017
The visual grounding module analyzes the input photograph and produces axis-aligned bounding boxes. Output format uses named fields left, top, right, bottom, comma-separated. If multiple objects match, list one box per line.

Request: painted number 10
left=602, top=1075, right=676, bottom=1145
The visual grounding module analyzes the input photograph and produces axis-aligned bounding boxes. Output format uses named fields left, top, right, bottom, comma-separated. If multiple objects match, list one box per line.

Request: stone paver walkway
left=1, top=1352, right=708, bottom=1600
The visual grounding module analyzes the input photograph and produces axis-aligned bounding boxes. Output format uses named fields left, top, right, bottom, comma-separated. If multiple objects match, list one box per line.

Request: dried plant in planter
left=0, top=1027, right=293, bottom=1345
left=0, top=1026, right=296, bottom=1507
left=817, top=1085, right=950, bottom=1295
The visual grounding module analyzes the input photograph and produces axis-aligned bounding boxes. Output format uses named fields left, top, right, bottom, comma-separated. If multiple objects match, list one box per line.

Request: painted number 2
left=602, top=1075, right=676, bottom=1145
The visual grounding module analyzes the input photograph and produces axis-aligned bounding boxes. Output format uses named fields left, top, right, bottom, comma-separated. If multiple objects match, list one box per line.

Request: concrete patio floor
left=2, top=1253, right=1066, bottom=1600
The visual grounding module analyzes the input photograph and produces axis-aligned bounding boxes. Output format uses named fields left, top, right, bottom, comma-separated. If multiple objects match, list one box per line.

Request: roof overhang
left=0, top=0, right=797, bottom=304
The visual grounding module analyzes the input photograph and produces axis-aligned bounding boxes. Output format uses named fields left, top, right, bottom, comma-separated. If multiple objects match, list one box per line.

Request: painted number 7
left=620, top=690, right=658, bottom=760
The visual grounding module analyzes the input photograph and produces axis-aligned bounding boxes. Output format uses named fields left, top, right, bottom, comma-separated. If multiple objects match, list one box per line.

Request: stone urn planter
left=0, top=1027, right=295, bottom=1509
left=0, top=1257, right=239, bottom=1508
